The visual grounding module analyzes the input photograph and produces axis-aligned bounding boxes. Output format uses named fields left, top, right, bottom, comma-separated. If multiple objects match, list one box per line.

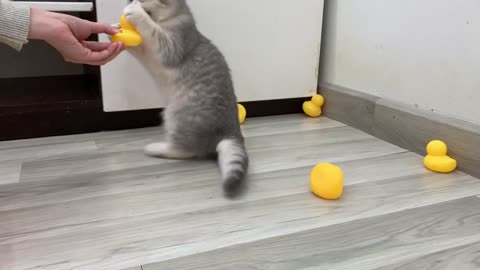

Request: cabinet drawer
left=13, top=1, right=93, bottom=12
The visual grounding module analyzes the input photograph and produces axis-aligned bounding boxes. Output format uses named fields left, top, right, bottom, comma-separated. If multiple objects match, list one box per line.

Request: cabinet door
left=97, top=0, right=324, bottom=112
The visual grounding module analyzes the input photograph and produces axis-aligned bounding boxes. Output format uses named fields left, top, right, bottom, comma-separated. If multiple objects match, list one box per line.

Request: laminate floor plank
left=0, top=115, right=344, bottom=152
left=20, top=150, right=179, bottom=183
left=0, top=141, right=97, bottom=163
left=0, top=127, right=161, bottom=151
left=374, top=241, right=480, bottom=270
left=94, top=114, right=346, bottom=153
left=142, top=197, right=480, bottom=270
left=248, top=136, right=404, bottom=174
left=0, top=152, right=423, bottom=236
left=0, top=114, right=478, bottom=270
left=20, top=125, right=400, bottom=183
left=0, top=161, right=21, bottom=185
left=1, top=168, right=478, bottom=270
left=11, top=140, right=407, bottom=212
left=240, top=114, right=346, bottom=137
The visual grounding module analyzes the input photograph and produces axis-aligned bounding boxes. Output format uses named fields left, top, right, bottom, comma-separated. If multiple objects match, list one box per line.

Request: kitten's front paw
left=123, top=3, right=147, bottom=26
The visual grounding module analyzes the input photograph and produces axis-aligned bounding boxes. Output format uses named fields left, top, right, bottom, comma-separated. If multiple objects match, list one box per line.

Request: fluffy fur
left=121, top=0, right=248, bottom=197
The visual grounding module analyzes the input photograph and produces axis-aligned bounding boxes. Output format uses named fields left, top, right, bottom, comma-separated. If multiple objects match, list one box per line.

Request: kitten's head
left=135, top=0, right=189, bottom=22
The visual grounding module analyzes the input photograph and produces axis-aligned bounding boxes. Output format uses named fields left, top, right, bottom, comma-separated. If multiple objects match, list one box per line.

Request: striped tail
left=216, top=138, right=249, bottom=197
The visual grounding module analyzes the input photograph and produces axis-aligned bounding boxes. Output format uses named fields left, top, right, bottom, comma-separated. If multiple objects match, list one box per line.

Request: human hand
left=28, top=9, right=125, bottom=65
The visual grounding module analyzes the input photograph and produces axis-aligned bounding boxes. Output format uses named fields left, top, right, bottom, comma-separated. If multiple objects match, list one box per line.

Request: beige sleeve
left=0, top=0, right=31, bottom=51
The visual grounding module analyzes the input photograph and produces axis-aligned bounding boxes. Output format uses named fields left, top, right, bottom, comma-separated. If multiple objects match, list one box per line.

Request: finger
left=88, top=21, right=121, bottom=35
left=82, top=42, right=119, bottom=62
left=89, top=42, right=125, bottom=65
left=96, top=42, right=125, bottom=65
left=81, top=42, right=124, bottom=65
left=68, top=44, right=114, bottom=65
left=54, top=33, right=121, bottom=65
left=82, top=41, right=112, bottom=52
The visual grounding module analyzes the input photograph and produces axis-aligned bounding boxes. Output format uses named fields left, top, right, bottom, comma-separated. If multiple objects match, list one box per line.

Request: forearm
left=0, top=0, right=30, bottom=50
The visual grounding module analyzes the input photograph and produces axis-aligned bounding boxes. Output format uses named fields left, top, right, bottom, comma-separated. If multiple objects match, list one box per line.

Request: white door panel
left=97, top=0, right=324, bottom=112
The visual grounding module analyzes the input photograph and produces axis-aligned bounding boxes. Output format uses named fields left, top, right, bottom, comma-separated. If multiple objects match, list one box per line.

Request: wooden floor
left=1, top=114, right=479, bottom=270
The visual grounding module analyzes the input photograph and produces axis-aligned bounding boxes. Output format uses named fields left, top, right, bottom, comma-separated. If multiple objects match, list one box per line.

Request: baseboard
left=319, top=83, right=480, bottom=179
left=242, top=97, right=307, bottom=118
left=0, top=96, right=306, bottom=141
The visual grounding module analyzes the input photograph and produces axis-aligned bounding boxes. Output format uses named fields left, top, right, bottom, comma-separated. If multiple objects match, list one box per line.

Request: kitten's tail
left=216, top=138, right=249, bottom=197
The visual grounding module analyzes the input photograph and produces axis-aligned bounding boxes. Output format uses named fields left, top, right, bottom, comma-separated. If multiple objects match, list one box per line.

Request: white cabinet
left=96, top=0, right=324, bottom=112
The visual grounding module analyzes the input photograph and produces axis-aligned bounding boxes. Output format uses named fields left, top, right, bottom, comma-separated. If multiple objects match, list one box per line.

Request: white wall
left=320, top=0, right=480, bottom=125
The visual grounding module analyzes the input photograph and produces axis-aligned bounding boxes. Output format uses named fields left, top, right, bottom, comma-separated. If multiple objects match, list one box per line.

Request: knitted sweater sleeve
left=0, top=0, right=31, bottom=50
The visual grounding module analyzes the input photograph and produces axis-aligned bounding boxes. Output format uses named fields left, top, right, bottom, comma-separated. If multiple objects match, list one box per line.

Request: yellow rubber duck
left=424, top=140, right=457, bottom=173
left=111, top=15, right=143, bottom=47
left=238, top=104, right=246, bottom=125
left=310, top=162, right=344, bottom=200
left=303, top=94, right=325, bottom=118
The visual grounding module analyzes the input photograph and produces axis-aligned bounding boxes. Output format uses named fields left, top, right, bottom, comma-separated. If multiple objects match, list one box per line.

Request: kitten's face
left=133, top=0, right=186, bottom=22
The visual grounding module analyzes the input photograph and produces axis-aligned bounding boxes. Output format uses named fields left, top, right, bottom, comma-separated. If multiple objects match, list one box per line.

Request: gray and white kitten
left=121, top=0, right=248, bottom=197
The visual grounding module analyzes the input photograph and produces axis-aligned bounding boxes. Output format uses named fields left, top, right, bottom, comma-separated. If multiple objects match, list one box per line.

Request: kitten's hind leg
left=144, top=142, right=195, bottom=159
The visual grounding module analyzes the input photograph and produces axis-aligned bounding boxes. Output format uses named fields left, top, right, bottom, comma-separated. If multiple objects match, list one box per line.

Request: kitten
left=121, top=0, right=248, bottom=197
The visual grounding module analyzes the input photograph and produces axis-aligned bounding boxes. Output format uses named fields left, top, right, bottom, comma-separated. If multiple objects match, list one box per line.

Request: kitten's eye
left=146, top=10, right=152, bottom=16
